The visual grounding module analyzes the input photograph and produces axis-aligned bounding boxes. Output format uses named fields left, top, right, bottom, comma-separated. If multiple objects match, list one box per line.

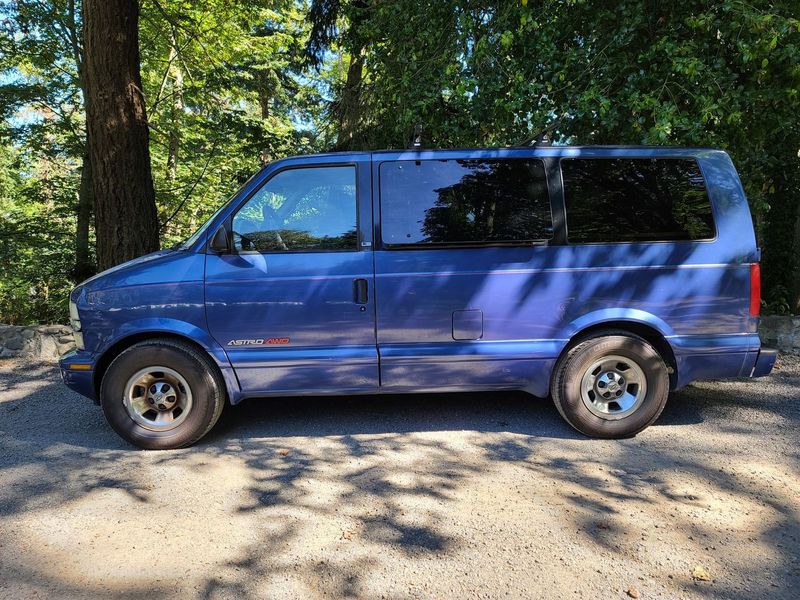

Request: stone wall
left=758, top=316, right=800, bottom=354
left=0, top=324, right=75, bottom=360
left=0, top=317, right=798, bottom=363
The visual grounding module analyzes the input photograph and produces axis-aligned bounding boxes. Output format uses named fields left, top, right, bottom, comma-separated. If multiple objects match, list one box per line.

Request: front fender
left=105, top=318, right=227, bottom=363
left=99, top=318, right=240, bottom=400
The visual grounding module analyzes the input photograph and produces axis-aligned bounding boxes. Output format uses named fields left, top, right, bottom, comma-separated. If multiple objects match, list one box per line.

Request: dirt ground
left=1, top=355, right=798, bottom=600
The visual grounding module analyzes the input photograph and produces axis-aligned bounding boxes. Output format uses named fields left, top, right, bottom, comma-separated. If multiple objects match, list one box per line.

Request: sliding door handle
left=353, top=278, right=368, bottom=304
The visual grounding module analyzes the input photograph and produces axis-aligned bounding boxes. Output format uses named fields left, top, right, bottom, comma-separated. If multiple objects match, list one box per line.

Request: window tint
left=562, top=158, right=715, bottom=243
left=380, top=159, right=552, bottom=246
left=232, top=166, right=357, bottom=252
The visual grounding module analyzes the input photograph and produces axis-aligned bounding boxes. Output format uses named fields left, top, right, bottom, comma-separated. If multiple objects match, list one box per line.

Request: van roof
left=280, top=145, right=726, bottom=161
left=375, top=145, right=722, bottom=153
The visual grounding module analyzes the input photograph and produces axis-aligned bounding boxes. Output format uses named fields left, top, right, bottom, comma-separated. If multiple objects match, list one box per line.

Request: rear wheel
left=100, top=339, right=225, bottom=449
left=551, top=332, right=669, bottom=438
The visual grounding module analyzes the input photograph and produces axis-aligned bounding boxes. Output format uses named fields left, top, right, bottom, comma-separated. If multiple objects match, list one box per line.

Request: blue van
left=60, top=146, right=777, bottom=449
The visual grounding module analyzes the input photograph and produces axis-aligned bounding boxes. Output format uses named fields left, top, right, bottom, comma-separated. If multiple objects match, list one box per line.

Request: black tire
left=100, top=339, right=225, bottom=449
left=550, top=331, right=669, bottom=438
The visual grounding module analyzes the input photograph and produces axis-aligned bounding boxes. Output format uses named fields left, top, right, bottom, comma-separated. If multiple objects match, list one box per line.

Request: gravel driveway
left=1, top=356, right=798, bottom=599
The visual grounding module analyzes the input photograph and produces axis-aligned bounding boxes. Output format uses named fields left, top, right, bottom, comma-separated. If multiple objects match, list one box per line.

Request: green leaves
left=137, top=0, right=323, bottom=245
left=1, top=0, right=799, bottom=319
left=305, top=0, right=800, bottom=310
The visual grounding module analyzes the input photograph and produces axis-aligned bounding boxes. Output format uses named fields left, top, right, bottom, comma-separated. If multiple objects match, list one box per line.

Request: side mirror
left=209, top=226, right=229, bottom=253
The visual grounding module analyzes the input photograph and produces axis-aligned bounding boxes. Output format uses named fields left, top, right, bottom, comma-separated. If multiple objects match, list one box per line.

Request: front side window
left=380, top=159, right=552, bottom=246
left=562, top=158, right=715, bottom=243
left=232, top=166, right=357, bottom=252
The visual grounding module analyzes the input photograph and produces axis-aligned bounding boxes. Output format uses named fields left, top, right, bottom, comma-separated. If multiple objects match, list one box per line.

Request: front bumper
left=59, top=349, right=97, bottom=402
left=750, top=347, right=778, bottom=378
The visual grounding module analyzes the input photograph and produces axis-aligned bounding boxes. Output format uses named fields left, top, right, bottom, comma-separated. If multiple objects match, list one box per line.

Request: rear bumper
left=59, top=350, right=97, bottom=402
left=670, top=333, right=777, bottom=388
left=749, top=347, right=778, bottom=378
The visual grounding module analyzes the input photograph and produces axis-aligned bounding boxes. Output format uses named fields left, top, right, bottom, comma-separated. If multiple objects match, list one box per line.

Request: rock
left=0, top=324, right=81, bottom=361
left=626, top=587, right=640, bottom=598
left=692, top=565, right=712, bottom=581
left=4, top=337, right=24, bottom=351
left=41, top=325, right=68, bottom=335
left=36, top=336, right=59, bottom=360
left=57, top=342, right=76, bottom=356
left=759, top=316, right=800, bottom=353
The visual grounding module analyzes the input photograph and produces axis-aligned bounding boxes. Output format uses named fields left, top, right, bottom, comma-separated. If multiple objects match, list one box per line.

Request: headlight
left=69, top=300, right=85, bottom=350
left=69, top=300, right=81, bottom=330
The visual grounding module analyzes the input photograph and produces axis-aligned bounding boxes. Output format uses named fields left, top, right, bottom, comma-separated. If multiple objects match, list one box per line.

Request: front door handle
left=353, top=278, right=368, bottom=304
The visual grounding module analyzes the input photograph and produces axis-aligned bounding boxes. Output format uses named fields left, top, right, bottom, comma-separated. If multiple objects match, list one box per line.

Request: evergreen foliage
left=1, top=0, right=798, bottom=322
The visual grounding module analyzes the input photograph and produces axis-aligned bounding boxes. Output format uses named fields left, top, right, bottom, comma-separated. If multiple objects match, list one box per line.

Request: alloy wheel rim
left=123, top=366, right=193, bottom=431
left=579, top=354, right=647, bottom=420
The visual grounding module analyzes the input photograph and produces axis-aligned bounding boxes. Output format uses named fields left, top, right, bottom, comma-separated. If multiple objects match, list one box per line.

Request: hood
left=75, top=249, right=177, bottom=291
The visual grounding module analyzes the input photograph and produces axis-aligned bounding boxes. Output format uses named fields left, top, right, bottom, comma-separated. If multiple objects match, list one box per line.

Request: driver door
left=204, top=156, right=378, bottom=394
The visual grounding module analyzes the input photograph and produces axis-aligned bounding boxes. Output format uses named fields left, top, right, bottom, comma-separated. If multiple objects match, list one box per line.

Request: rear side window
left=380, top=159, right=552, bottom=246
left=562, top=158, right=715, bottom=243
left=232, top=166, right=357, bottom=252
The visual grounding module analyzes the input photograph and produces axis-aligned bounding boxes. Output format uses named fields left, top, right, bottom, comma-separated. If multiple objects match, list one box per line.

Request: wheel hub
left=579, top=355, right=647, bottom=421
left=147, top=381, right=177, bottom=411
left=595, top=371, right=626, bottom=398
left=123, top=366, right=193, bottom=432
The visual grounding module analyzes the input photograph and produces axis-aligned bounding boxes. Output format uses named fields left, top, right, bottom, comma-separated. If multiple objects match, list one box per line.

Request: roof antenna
left=515, top=116, right=563, bottom=147
left=411, top=123, right=423, bottom=149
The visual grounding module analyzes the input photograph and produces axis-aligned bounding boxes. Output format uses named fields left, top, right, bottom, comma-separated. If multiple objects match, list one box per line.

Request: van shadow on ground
left=0, top=360, right=798, bottom=599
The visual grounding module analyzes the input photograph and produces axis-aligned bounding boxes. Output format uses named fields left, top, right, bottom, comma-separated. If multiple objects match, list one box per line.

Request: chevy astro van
left=60, top=147, right=777, bottom=449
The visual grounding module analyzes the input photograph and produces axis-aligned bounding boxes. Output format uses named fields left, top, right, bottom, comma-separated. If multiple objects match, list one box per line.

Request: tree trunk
left=335, top=50, right=364, bottom=151
left=258, top=71, right=272, bottom=164
left=166, top=36, right=183, bottom=182
left=67, top=0, right=95, bottom=281
left=83, top=0, right=159, bottom=271
left=74, top=153, right=94, bottom=281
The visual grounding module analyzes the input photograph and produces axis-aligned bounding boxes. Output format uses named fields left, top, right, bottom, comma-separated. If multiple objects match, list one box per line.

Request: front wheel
left=100, top=339, right=225, bottom=449
left=551, top=332, right=669, bottom=438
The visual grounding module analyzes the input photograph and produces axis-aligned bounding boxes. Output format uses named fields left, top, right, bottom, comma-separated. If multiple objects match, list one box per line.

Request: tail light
left=749, top=263, right=761, bottom=317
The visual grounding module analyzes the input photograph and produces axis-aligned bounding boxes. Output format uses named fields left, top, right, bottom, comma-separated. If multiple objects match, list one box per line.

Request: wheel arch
left=93, top=330, right=237, bottom=401
left=555, top=320, right=678, bottom=390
